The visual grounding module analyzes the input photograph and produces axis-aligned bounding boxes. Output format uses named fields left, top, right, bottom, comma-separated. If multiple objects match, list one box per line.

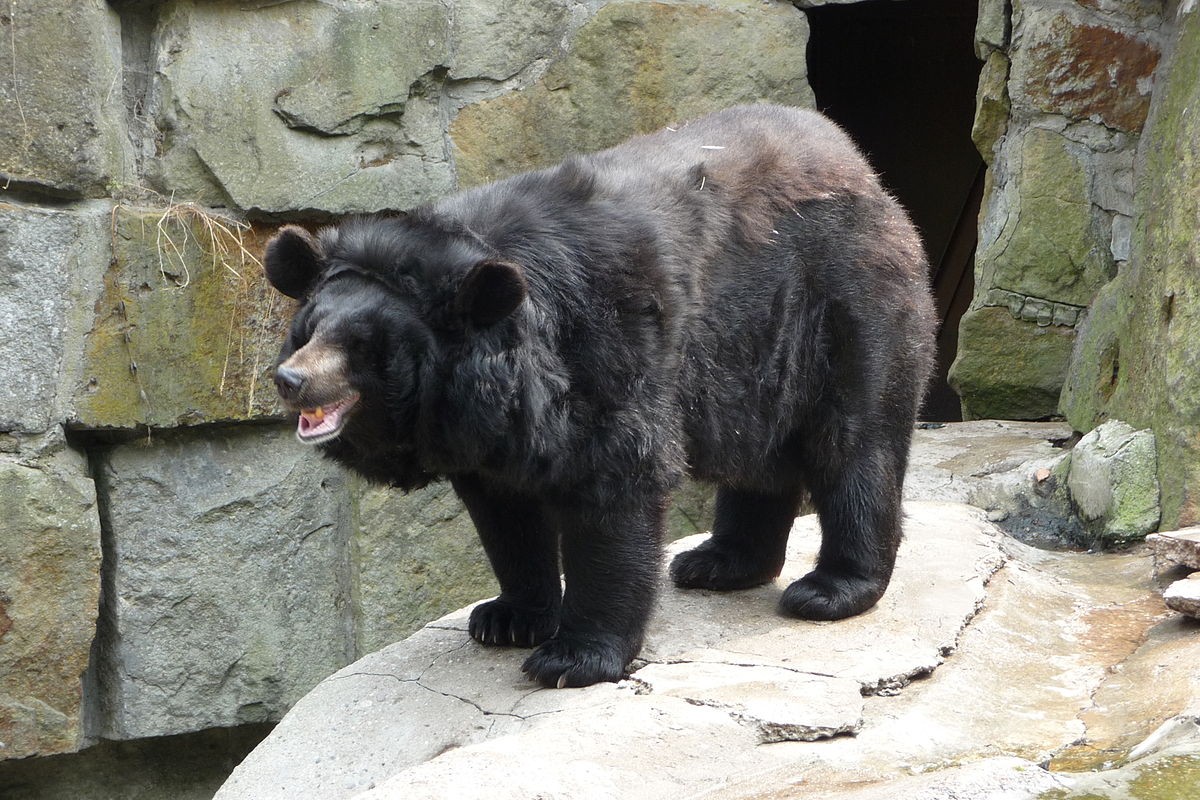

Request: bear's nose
left=274, top=366, right=306, bottom=400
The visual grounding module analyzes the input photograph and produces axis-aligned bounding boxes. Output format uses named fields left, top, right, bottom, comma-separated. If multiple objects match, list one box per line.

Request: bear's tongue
left=296, top=396, right=356, bottom=444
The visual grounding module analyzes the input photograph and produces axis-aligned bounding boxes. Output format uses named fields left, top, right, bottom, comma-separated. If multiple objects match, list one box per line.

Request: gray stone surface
left=449, top=0, right=813, bottom=187
left=0, top=0, right=130, bottom=196
left=0, top=201, right=110, bottom=434
left=1163, top=571, right=1200, bottom=617
left=350, top=479, right=498, bottom=654
left=0, top=446, right=101, bottom=759
left=149, top=0, right=455, bottom=212
left=214, top=502, right=1008, bottom=800
left=1147, top=528, right=1200, bottom=572
left=89, top=426, right=354, bottom=740
left=1067, top=419, right=1161, bottom=543
left=629, top=661, right=862, bottom=743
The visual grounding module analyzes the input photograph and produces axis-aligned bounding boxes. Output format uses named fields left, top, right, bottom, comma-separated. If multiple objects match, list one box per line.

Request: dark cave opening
left=806, top=0, right=985, bottom=422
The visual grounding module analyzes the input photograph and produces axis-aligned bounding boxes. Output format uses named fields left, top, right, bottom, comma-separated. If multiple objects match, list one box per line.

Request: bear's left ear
left=264, top=225, right=325, bottom=299
left=455, top=260, right=528, bottom=327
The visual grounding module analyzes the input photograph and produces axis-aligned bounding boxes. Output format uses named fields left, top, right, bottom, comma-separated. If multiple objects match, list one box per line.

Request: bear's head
left=262, top=219, right=528, bottom=463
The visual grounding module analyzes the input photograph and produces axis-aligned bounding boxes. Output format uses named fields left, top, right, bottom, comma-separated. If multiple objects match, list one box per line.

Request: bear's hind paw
left=779, top=570, right=886, bottom=621
left=669, top=544, right=780, bottom=591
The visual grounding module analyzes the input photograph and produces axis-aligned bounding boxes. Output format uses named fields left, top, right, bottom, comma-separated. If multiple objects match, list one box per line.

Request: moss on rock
left=75, top=206, right=291, bottom=431
left=450, top=0, right=813, bottom=186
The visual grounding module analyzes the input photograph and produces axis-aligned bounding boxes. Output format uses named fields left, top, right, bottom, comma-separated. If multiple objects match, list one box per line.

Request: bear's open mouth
left=295, top=393, right=360, bottom=445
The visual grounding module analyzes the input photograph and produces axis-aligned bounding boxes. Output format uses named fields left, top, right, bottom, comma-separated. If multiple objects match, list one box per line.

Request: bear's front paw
left=469, top=597, right=559, bottom=648
left=779, top=569, right=886, bottom=621
left=522, top=632, right=630, bottom=688
left=669, top=542, right=780, bottom=591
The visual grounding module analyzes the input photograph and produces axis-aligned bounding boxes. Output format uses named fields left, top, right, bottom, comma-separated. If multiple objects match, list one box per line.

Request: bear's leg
left=668, top=486, right=804, bottom=590
left=521, top=495, right=664, bottom=688
left=451, top=475, right=562, bottom=648
left=780, top=445, right=903, bottom=621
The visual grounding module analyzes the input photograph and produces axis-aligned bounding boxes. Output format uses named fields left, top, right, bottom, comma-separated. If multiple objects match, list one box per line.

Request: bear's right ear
left=264, top=225, right=325, bottom=299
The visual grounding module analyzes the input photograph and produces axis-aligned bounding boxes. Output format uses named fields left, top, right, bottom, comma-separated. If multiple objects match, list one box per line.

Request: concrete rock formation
left=215, top=500, right=1200, bottom=800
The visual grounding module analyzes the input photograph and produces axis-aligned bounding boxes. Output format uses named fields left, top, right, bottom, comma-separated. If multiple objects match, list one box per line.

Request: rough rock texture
left=0, top=0, right=130, bottom=196
left=1146, top=528, right=1200, bottom=572
left=1061, top=4, right=1200, bottom=529
left=0, top=201, right=111, bottom=434
left=214, top=503, right=1006, bottom=799
left=1011, top=4, right=1160, bottom=133
left=0, top=447, right=101, bottom=759
left=148, top=0, right=458, bottom=213
left=1067, top=420, right=1161, bottom=543
left=74, top=206, right=290, bottom=431
left=1163, top=571, right=1200, bottom=617
left=953, top=0, right=1163, bottom=421
left=215, top=497, right=1200, bottom=800
left=350, top=480, right=499, bottom=656
left=88, top=427, right=353, bottom=740
left=948, top=306, right=1077, bottom=420
left=449, top=0, right=813, bottom=187
left=976, top=127, right=1112, bottom=308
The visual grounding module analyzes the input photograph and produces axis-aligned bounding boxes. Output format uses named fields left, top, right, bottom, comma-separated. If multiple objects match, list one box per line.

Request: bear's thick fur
left=264, top=105, right=936, bottom=688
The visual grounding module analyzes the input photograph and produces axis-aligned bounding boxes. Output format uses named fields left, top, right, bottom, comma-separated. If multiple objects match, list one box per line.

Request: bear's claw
left=468, top=598, right=559, bottom=648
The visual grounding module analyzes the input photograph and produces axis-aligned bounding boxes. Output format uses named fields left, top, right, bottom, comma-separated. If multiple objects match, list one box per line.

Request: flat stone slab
left=1147, top=528, right=1200, bottom=572
left=216, top=502, right=1006, bottom=800
left=629, top=660, right=863, bottom=743
left=1163, top=571, right=1200, bottom=617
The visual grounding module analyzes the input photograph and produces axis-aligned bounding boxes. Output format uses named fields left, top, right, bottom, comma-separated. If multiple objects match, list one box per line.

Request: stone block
left=448, top=0, right=572, bottom=81
left=1146, top=529, right=1200, bottom=574
left=1163, top=572, right=1200, bottom=618
left=0, top=201, right=110, bottom=434
left=971, top=51, right=1010, bottom=164
left=975, top=0, right=1011, bottom=56
left=1011, top=6, right=1160, bottom=133
left=1067, top=420, right=1160, bottom=544
left=450, top=0, right=813, bottom=187
left=0, top=447, right=101, bottom=760
left=149, top=0, right=454, bottom=212
left=74, top=206, right=291, bottom=431
left=949, top=306, right=1076, bottom=421
left=89, top=426, right=353, bottom=739
left=0, top=0, right=129, bottom=196
left=975, top=127, right=1112, bottom=307
left=351, top=480, right=498, bottom=655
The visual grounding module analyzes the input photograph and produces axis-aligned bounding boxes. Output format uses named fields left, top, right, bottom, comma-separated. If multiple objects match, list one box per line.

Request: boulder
left=215, top=502, right=1007, bottom=800
left=1146, top=528, right=1200, bottom=573
left=1067, top=420, right=1161, bottom=544
left=1163, top=572, right=1200, bottom=617
left=0, top=447, right=101, bottom=759
left=948, top=306, right=1077, bottom=420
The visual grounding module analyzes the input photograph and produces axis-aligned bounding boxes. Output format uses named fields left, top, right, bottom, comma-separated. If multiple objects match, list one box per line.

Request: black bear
left=264, top=104, right=936, bottom=689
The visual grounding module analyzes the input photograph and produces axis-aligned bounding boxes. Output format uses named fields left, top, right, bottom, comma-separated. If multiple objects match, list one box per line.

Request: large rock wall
left=3, top=0, right=811, bottom=768
left=1061, top=1, right=1200, bottom=529
left=949, top=0, right=1164, bottom=420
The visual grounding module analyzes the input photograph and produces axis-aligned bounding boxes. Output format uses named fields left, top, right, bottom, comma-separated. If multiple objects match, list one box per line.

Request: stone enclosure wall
left=1, top=0, right=1199, bottom=794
